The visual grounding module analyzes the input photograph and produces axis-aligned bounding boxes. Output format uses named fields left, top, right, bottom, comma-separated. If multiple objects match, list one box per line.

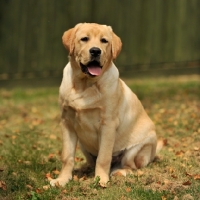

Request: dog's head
left=62, top=23, right=122, bottom=77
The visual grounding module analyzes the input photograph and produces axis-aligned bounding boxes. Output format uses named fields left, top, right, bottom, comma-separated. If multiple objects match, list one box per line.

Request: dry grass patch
left=0, top=76, right=199, bottom=199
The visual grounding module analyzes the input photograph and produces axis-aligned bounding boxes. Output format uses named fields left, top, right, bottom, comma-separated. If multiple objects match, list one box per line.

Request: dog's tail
left=156, top=139, right=167, bottom=154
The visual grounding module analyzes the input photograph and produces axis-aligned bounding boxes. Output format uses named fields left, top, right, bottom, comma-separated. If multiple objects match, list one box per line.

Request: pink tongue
left=88, top=66, right=102, bottom=76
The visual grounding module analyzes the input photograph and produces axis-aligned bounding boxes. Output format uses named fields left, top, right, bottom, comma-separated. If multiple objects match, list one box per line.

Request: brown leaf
left=79, top=176, right=87, bottom=181
left=175, top=150, right=185, bottom=157
left=0, top=181, right=6, bottom=190
left=48, top=154, right=56, bottom=162
left=26, top=184, right=33, bottom=190
left=75, top=157, right=84, bottom=162
left=169, top=167, right=175, bottom=173
left=194, top=147, right=199, bottom=151
left=163, top=139, right=168, bottom=146
left=35, top=188, right=42, bottom=194
left=182, top=180, right=192, bottom=186
left=161, top=196, right=167, bottom=200
left=171, top=174, right=177, bottom=179
left=185, top=172, right=193, bottom=177
left=31, top=118, right=43, bottom=126
left=42, top=185, right=50, bottom=190
left=45, top=173, right=52, bottom=181
left=49, top=134, right=57, bottom=140
left=62, top=189, right=67, bottom=194
left=163, top=179, right=170, bottom=185
left=73, top=175, right=79, bottom=181
left=125, top=187, right=131, bottom=192
left=194, top=174, right=200, bottom=180
left=137, top=170, right=144, bottom=177
left=112, top=171, right=124, bottom=177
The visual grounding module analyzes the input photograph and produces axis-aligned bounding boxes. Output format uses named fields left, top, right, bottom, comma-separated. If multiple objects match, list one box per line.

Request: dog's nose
left=89, top=47, right=101, bottom=57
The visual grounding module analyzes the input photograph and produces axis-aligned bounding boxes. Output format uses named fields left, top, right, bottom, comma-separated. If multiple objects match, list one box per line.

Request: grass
left=0, top=75, right=200, bottom=200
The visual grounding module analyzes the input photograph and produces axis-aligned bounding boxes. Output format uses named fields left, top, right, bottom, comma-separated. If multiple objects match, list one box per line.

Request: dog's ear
left=111, top=31, right=122, bottom=60
left=62, top=23, right=82, bottom=55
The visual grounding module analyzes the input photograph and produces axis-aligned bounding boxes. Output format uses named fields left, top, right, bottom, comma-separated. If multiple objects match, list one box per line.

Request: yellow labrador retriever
left=50, top=23, right=160, bottom=187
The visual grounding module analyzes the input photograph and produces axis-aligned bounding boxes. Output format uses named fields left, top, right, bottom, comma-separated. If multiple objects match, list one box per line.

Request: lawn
left=0, top=76, right=200, bottom=200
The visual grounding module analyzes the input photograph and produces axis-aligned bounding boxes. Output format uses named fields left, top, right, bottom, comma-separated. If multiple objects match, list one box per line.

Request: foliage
left=1, top=0, right=200, bottom=78
left=0, top=76, right=199, bottom=200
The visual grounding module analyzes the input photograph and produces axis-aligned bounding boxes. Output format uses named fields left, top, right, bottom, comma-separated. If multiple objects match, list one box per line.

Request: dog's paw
left=94, top=175, right=109, bottom=188
left=110, top=168, right=133, bottom=177
left=50, top=178, right=69, bottom=187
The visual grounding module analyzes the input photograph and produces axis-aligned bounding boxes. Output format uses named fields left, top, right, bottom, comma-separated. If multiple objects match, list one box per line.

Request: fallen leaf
left=125, top=187, right=131, bottom=192
left=194, top=147, right=199, bottom=151
left=35, top=188, right=42, bottom=194
left=48, top=154, right=56, bottom=162
left=173, top=196, right=179, bottom=200
left=75, top=157, right=84, bottom=162
left=169, top=167, right=175, bottom=173
left=163, top=139, right=168, bottom=146
left=168, top=148, right=173, bottom=152
left=0, top=181, right=6, bottom=190
left=175, top=150, right=185, bottom=157
left=194, top=174, right=200, bottom=180
left=185, top=172, right=193, bottom=177
left=26, top=184, right=33, bottom=190
left=32, top=118, right=43, bottom=126
left=45, top=173, right=52, bottom=181
left=161, top=196, right=167, bottom=200
left=49, top=134, right=57, bottom=140
left=163, top=179, right=170, bottom=185
left=73, top=175, right=79, bottom=181
left=11, top=135, right=17, bottom=140
left=62, top=189, right=67, bottom=194
left=31, top=107, right=38, bottom=113
left=112, top=171, right=124, bottom=177
left=182, top=194, right=194, bottom=200
left=79, top=176, right=87, bottom=181
left=171, top=174, right=177, bottom=179
left=43, top=185, right=50, bottom=190
left=137, top=170, right=144, bottom=177
left=182, top=180, right=192, bottom=186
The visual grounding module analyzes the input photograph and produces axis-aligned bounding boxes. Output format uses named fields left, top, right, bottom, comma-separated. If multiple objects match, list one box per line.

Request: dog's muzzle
left=80, top=47, right=102, bottom=77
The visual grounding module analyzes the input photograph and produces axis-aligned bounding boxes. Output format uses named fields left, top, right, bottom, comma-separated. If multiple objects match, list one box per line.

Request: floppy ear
left=62, top=23, right=82, bottom=55
left=112, top=32, right=122, bottom=59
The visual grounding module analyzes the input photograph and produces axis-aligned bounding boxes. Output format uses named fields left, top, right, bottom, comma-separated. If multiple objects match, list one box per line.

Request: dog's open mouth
left=80, top=61, right=102, bottom=77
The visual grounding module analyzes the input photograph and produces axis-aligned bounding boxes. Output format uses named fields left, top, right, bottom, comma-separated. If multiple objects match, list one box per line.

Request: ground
left=0, top=75, right=199, bottom=200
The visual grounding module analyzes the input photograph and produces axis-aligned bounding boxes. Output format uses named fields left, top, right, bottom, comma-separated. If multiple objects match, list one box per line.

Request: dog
left=50, top=23, right=160, bottom=187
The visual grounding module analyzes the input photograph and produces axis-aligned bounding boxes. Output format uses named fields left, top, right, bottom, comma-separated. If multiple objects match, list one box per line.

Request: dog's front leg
left=95, top=124, right=116, bottom=187
left=50, top=121, right=77, bottom=187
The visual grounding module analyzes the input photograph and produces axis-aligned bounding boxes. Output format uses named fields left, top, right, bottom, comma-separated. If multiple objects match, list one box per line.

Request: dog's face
left=62, top=23, right=122, bottom=77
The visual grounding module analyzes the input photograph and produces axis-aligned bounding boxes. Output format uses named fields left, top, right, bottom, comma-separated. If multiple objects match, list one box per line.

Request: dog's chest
left=63, top=106, right=101, bottom=149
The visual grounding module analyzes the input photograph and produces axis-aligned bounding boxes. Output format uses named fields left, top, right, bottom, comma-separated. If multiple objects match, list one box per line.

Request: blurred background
left=0, top=0, right=200, bottom=87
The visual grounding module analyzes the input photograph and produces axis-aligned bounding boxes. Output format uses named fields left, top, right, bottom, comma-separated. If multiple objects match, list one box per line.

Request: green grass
left=0, top=76, right=200, bottom=200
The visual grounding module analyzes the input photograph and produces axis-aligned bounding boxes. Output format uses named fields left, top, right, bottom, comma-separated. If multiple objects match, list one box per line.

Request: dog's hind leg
left=111, top=136, right=157, bottom=177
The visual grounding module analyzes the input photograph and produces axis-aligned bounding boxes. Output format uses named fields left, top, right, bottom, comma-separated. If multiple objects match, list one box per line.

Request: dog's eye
left=101, top=38, right=108, bottom=43
left=81, top=37, right=89, bottom=42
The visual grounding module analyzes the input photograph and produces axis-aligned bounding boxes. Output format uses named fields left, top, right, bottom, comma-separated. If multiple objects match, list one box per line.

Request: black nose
left=89, top=47, right=101, bottom=57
